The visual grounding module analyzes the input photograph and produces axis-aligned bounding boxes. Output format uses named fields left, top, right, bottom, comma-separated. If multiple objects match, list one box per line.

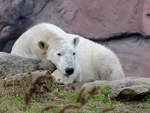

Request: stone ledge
left=82, top=77, right=150, bottom=100
left=0, top=52, right=56, bottom=78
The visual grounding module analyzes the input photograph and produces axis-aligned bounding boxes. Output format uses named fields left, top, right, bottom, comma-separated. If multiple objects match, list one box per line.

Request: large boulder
left=0, top=0, right=144, bottom=51
left=105, top=35, right=150, bottom=78
left=82, top=77, right=150, bottom=100
left=0, top=0, right=150, bottom=78
left=142, top=0, right=150, bottom=35
left=0, top=52, right=55, bottom=78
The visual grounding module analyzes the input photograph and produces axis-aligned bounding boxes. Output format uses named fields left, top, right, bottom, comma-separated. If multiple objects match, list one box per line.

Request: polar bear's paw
left=51, top=69, right=70, bottom=84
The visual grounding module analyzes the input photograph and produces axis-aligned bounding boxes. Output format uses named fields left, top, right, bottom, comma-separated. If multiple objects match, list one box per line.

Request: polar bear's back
left=12, top=23, right=67, bottom=47
left=11, top=23, right=67, bottom=57
left=67, top=34, right=125, bottom=81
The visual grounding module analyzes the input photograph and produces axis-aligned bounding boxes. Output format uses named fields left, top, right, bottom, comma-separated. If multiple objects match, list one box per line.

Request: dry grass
left=0, top=77, right=150, bottom=113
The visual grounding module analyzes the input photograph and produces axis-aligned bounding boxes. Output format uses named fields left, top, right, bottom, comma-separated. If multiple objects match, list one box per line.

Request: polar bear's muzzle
left=65, top=68, right=74, bottom=76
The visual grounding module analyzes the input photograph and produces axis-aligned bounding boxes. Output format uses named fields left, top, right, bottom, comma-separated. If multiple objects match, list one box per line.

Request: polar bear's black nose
left=65, top=68, right=74, bottom=75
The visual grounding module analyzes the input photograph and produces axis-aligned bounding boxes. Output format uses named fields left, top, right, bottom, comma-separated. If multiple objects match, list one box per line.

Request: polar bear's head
left=38, top=37, right=79, bottom=77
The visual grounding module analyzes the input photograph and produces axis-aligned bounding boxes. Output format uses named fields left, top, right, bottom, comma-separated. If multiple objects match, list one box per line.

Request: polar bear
left=11, top=23, right=125, bottom=84
left=11, top=23, right=80, bottom=83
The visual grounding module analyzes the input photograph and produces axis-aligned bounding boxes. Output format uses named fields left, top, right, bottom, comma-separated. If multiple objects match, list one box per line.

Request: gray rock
left=109, top=85, right=150, bottom=100
left=0, top=0, right=144, bottom=51
left=82, top=77, right=150, bottom=100
left=0, top=52, right=56, bottom=78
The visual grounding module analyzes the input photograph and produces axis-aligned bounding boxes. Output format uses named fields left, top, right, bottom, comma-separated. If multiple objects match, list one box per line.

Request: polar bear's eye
left=73, top=52, right=76, bottom=55
left=57, top=53, right=62, bottom=56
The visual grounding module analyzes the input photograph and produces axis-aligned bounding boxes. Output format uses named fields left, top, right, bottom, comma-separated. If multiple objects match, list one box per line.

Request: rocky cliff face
left=0, top=0, right=149, bottom=77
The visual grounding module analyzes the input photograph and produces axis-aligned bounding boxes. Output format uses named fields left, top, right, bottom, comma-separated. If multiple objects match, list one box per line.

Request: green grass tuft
left=0, top=86, right=150, bottom=113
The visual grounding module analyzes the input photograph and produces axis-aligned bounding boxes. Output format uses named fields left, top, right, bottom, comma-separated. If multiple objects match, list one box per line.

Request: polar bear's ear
left=73, top=37, right=79, bottom=47
left=38, top=41, right=48, bottom=50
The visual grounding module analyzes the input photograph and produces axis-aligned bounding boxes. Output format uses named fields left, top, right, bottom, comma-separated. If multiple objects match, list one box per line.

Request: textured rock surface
left=0, top=0, right=144, bottom=51
left=4, top=70, right=49, bottom=87
left=0, top=70, right=59, bottom=96
left=142, top=0, right=150, bottom=35
left=82, top=77, right=150, bottom=100
left=104, top=36, right=150, bottom=77
left=0, top=0, right=150, bottom=77
left=0, top=52, right=55, bottom=77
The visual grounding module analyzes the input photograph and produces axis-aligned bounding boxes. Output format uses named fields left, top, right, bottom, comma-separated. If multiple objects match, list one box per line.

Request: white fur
left=11, top=23, right=67, bottom=58
left=11, top=23, right=125, bottom=84
left=67, top=34, right=125, bottom=82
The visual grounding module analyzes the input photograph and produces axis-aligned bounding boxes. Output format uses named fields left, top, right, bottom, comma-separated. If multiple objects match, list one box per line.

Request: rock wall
left=0, top=0, right=150, bottom=77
